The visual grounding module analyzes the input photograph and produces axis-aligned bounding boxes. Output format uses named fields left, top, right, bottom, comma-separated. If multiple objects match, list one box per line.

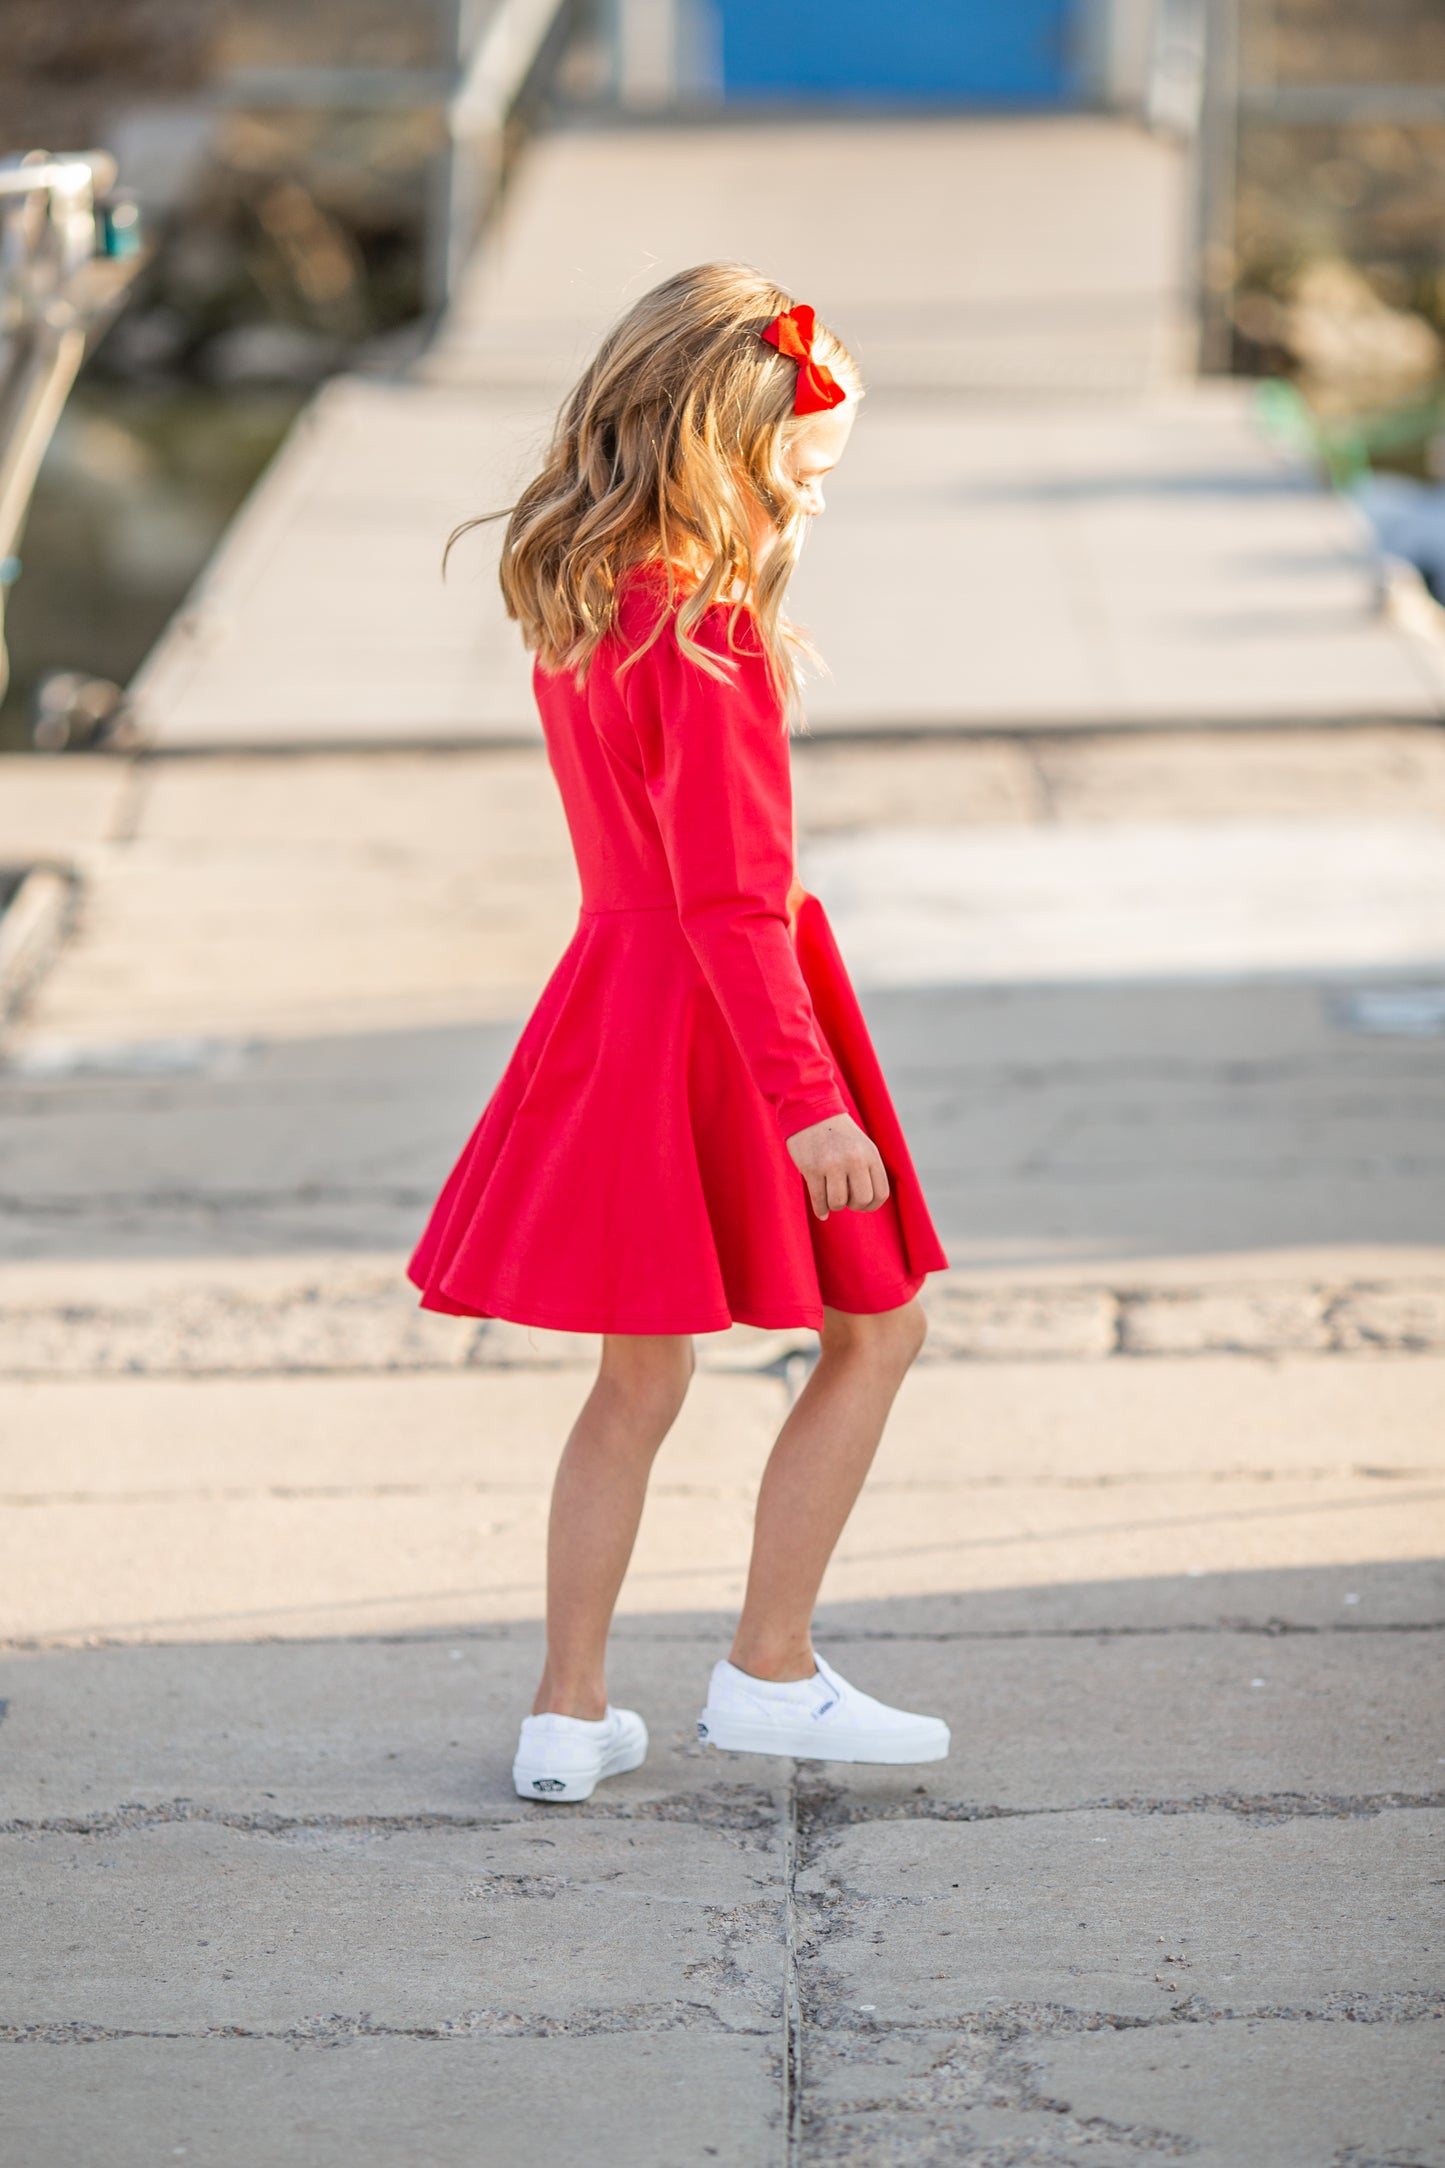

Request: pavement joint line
left=109, top=713, right=1445, bottom=755
left=6, top=1275, right=1445, bottom=1371
left=780, top=1769, right=804, bottom=2164
left=6, top=1790, right=1439, bottom=1843
left=1018, top=737, right=1062, bottom=826
left=1, top=1466, right=1434, bottom=1507
left=3, top=1620, right=1441, bottom=1656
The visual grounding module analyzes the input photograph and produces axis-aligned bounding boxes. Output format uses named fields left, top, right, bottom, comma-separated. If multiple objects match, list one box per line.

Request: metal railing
left=0, top=151, right=142, bottom=703
left=212, top=0, right=580, bottom=312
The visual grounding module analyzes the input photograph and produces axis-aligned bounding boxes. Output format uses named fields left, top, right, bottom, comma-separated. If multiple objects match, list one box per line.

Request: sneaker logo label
left=812, top=1697, right=837, bottom=1720
left=531, top=1777, right=567, bottom=1793
left=696, top=1722, right=709, bottom=1740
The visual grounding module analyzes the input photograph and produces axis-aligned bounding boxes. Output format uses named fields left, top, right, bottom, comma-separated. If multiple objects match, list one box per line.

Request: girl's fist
left=786, top=1114, right=891, bottom=1220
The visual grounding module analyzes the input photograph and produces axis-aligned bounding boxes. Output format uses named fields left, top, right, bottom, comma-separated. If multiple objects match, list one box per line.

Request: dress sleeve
left=624, top=607, right=848, bottom=1142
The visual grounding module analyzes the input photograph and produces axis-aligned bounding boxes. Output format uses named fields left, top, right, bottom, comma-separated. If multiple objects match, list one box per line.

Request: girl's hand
left=786, top=1114, right=891, bottom=1220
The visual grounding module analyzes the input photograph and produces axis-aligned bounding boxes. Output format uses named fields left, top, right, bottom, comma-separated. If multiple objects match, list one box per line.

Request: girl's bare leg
left=729, top=1298, right=926, bottom=1681
left=532, top=1333, right=695, bottom=1719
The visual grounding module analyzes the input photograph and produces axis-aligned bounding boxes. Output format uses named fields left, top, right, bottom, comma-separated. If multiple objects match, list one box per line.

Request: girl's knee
left=822, top=1297, right=926, bottom=1371
left=599, top=1332, right=695, bottom=1425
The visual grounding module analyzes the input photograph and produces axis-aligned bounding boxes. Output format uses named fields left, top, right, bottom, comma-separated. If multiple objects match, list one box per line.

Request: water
left=0, top=379, right=306, bottom=752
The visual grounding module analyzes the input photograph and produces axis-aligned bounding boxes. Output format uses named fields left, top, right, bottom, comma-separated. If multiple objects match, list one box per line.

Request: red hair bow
left=761, top=302, right=846, bottom=417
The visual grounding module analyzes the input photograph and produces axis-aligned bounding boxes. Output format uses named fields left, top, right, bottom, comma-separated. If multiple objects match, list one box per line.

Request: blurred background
left=5, top=0, right=1445, bottom=749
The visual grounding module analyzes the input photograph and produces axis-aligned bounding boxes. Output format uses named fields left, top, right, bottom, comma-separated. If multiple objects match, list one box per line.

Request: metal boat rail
left=0, top=151, right=142, bottom=702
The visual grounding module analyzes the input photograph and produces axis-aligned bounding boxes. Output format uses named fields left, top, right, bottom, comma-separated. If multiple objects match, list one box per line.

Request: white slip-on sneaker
left=697, top=1655, right=949, bottom=1766
left=512, top=1706, right=648, bottom=1803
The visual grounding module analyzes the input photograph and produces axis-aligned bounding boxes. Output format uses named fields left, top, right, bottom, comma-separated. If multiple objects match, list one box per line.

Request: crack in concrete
left=681, top=1896, right=789, bottom=2028
left=0, top=2002, right=767, bottom=2049
left=784, top=1776, right=1445, bottom=2155
left=793, top=1780, right=1444, bottom=1836
left=0, top=1785, right=782, bottom=1843
left=801, top=2028, right=1199, bottom=2166
left=804, top=1990, right=1445, bottom=2042
left=1333, top=2148, right=1439, bottom=2168
left=795, top=2000, right=1445, bottom=2168
left=7, top=1786, right=1436, bottom=1846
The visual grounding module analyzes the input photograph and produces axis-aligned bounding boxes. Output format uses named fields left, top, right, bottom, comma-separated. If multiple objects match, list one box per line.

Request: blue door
left=717, top=0, right=1082, bottom=104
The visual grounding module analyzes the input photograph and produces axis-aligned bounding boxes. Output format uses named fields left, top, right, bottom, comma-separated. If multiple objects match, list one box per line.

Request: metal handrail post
left=0, top=151, right=141, bottom=702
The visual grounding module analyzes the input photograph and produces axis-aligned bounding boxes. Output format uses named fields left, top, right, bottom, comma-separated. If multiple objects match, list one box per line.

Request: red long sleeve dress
left=406, top=571, right=948, bottom=1334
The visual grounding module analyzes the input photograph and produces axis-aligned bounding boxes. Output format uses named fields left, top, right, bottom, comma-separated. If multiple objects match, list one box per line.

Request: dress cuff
left=776, top=1088, right=850, bottom=1143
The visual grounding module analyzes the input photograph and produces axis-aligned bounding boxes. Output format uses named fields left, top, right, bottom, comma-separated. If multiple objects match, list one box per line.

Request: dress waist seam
left=579, top=901, right=679, bottom=918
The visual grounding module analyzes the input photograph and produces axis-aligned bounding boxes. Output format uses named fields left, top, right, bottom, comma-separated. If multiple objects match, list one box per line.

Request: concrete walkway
left=3, top=113, right=1444, bottom=2168
left=130, top=116, right=1443, bottom=749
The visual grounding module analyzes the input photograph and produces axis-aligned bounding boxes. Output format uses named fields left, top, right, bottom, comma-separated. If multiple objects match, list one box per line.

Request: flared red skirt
left=406, top=894, right=948, bottom=1334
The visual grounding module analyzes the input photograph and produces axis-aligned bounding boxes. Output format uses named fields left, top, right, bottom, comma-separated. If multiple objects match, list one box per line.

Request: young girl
left=407, top=263, right=951, bottom=1802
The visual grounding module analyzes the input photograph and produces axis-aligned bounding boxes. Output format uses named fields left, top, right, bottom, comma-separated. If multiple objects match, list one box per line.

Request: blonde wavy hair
left=448, top=262, right=859, bottom=700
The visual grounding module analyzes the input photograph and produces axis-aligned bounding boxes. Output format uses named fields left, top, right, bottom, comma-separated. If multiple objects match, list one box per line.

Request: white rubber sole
left=697, top=1711, right=950, bottom=1765
left=513, top=1722, right=648, bottom=1804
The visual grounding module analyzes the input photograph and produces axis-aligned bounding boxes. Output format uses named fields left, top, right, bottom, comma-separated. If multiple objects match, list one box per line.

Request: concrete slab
left=7, top=972, right=1444, bottom=1281
left=0, top=2035, right=783, bottom=2168
left=0, top=1486, right=751, bottom=1641
left=4, top=1817, right=782, bottom=2033
left=429, top=115, right=1190, bottom=396
left=7, top=1450, right=1439, bottom=1641
left=812, top=1556, right=1445, bottom=1635
left=132, top=748, right=565, bottom=856
left=5, top=826, right=573, bottom=1042
left=0, top=1370, right=784, bottom=1497
left=793, top=739, right=1043, bottom=832
left=801, top=817, right=1445, bottom=985
left=1031, top=2019, right=1445, bottom=2168
left=803, top=2018, right=1445, bottom=2168
left=0, top=1369, right=791, bottom=1642
left=0, top=756, right=131, bottom=861
left=885, top=1354, right=1445, bottom=1480
left=796, top=1809, right=1443, bottom=2022
left=7, top=1353, right=1438, bottom=1497
left=4, top=1343, right=1442, bottom=1640
left=785, top=392, right=1444, bottom=733
left=0, top=1632, right=768, bottom=1823
left=128, top=384, right=544, bottom=751
left=817, top=1473, right=1445, bottom=1614
left=2, top=1628, right=1435, bottom=1825
left=130, top=383, right=1445, bottom=750
left=6, top=739, right=1443, bottom=1283
left=792, top=1629, right=1445, bottom=1811
left=118, top=120, right=1439, bottom=753
left=1029, top=722, right=1445, bottom=825
left=867, top=974, right=1445, bottom=1279
left=794, top=725, right=1445, bottom=833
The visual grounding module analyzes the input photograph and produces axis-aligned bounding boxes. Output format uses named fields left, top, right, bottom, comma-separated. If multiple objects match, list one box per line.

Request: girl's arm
left=627, top=612, right=849, bottom=1143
